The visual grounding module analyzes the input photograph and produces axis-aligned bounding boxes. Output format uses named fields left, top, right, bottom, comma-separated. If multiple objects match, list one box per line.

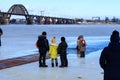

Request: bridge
left=0, top=4, right=76, bottom=24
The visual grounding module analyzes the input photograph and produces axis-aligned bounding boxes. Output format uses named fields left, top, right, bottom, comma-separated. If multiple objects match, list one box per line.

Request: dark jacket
left=99, top=42, right=120, bottom=80
left=58, top=41, right=68, bottom=55
left=0, top=28, right=3, bottom=36
left=37, top=35, right=49, bottom=54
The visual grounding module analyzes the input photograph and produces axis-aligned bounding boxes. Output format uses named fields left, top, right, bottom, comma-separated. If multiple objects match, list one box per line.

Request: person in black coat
left=0, top=27, right=3, bottom=46
left=58, top=37, right=68, bottom=67
left=99, top=30, right=120, bottom=80
left=37, top=31, right=49, bottom=67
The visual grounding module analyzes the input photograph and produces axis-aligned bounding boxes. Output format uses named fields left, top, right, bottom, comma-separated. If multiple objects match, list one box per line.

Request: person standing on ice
left=76, top=35, right=86, bottom=58
left=58, top=37, right=68, bottom=67
left=36, top=31, right=49, bottom=67
left=0, top=27, right=3, bottom=46
left=99, top=30, right=120, bottom=80
left=49, top=36, right=58, bottom=67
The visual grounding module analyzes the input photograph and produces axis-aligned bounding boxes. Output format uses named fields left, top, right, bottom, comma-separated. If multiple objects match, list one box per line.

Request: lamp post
left=40, top=10, right=44, bottom=16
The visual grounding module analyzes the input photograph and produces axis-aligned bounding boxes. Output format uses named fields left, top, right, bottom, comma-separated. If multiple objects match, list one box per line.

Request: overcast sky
left=0, top=0, right=120, bottom=19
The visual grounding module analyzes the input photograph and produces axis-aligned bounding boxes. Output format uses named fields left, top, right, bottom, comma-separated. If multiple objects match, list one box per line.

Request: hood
left=108, top=42, right=120, bottom=51
left=110, top=30, right=119, bottom=43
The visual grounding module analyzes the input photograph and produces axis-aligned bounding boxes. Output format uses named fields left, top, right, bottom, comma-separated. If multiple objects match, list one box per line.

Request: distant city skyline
left=0, top=0, right=120, bottom=19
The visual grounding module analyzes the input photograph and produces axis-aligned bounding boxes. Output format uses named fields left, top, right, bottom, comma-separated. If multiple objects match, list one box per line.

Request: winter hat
left=78, top=35, right=83, bottom=39
left=42, top=31, right=47, bottom=35
left=61, top=37, right=65, bottom=42
left=51, top=37, right=57, bottom=46
left=52, top=37, right=56, bottom=44
left=110, top=30, right=119, bottom=43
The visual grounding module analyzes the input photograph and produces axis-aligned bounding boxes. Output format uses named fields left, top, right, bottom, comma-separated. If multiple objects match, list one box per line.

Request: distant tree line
left=75, top=17, right=120, bottom=24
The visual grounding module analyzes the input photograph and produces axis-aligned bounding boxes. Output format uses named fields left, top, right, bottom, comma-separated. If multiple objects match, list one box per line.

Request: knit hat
left=110, top=30, right=119, bottom=43
left=52, top=37, right=56, bottom=44
left=42, top=31, right=47, bottom=35
left=51, top=37, right=57, bottom=46
left=78, top=35, right=83, bottom=39
left=61, top=37, right=65, bottom=42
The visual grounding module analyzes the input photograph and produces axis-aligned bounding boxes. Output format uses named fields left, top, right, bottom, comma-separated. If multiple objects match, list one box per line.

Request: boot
left=56, top=63, right=58, bottom=67
left=55, top=58, right=58, bottom=67
left=39, top=62, right=43, bottom=67
left=42, top=64, right=48, bottom=67
left=52, top=63, right=54, bottom=67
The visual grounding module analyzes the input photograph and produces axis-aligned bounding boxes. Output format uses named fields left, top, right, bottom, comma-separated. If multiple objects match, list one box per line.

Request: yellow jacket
left=49, top=44, right=58, bottom=59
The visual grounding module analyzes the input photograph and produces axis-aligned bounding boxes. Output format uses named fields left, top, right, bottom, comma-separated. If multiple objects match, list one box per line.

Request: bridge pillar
left=49, top=18, right=52, bottom=24
left=52, top=18, right=58, bottom=24
left=63, top=19, right=67, bottom=24
left=26, top=16, right=33, bottom=24
left=0, top=16, right=4, bottom=24
left=0, top=13, right=9, bottom=24
left=44, top=17, right=50, bottom=24
left=66, top=19, right=70, bottom=24
left=56, top=19, right=62, bottom=24
left=37, top=17, right=45, bottom=24
left=4, top=19, right=9, bottom=24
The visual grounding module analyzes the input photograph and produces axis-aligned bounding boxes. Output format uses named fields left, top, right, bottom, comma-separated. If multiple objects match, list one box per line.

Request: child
left=58, top=37, right=68, bottom=67
left=49, top=37, right=58, bottom=67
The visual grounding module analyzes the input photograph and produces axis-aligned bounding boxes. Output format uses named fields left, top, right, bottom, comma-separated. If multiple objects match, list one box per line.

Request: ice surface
left=0, top=24, right=120, bottom=60
left=0, top=24, right=120, bottom=80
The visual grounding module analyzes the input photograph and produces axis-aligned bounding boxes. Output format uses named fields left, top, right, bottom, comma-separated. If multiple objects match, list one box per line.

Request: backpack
left=36, top=35, right=46, bottom=48
left=36, top=40, right=39, bottom=48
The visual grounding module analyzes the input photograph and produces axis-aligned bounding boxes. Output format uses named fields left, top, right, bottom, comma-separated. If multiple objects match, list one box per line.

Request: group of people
left=36, top=31, right=87, bottom=68
left=36, top=31, right=68, bottom=68
left=2, top=27, right=120, bottom=79
left=36, top=30, right=120, bottom=80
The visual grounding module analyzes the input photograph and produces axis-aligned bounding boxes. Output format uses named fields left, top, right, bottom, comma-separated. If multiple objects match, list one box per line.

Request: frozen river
left=0, top=24, right=120, bottom=60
